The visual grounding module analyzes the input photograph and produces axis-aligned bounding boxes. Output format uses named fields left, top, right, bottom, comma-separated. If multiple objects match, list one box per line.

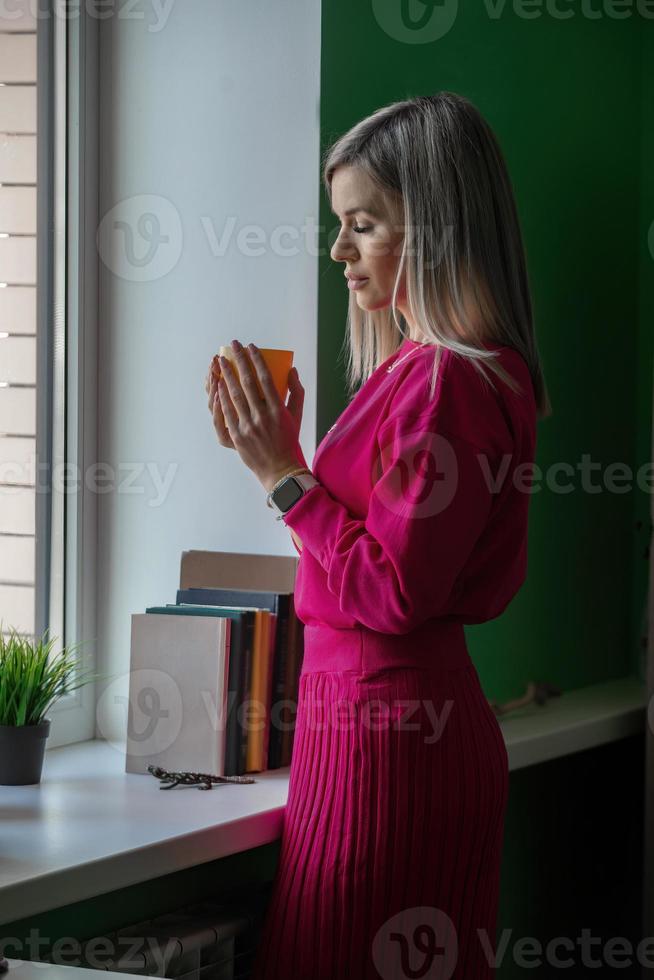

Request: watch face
left=273, top=478, right=303, bottom=512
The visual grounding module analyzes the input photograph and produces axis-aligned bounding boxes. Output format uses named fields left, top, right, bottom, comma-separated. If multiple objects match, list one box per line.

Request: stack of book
left=125, top=551, right=303, bottom=778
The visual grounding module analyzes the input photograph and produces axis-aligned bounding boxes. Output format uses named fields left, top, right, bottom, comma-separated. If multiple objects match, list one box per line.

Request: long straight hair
left=322, top=91, right=552, bottom=420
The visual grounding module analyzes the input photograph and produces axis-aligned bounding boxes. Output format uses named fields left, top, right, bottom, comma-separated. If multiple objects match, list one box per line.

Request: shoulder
left=383, top=343, right=534, bottom=455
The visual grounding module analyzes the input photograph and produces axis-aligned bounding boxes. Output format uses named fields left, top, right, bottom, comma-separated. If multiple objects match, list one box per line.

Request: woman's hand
left=206, top=362, right=236, bottom=449
left=208, top=339, right=306, bottom=492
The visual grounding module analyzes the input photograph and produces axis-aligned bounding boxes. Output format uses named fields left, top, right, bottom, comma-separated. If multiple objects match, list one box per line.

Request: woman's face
left=329, top=165, right=407, bottom=314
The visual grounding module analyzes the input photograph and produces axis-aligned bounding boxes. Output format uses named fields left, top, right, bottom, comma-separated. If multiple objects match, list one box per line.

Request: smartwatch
left=267, top=471, right=319, bottom=520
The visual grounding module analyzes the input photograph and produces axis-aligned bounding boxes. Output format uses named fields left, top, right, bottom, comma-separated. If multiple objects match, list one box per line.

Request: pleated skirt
left=250, top=620, right=509, bottom=980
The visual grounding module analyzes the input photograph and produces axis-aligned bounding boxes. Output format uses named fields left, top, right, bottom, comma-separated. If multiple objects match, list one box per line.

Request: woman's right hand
left=205, top=359, right=236, bottom=450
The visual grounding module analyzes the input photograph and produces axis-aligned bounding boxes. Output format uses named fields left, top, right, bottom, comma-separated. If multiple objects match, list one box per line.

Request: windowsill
left=4, top=962, right=146, bottom=980
left=0, top=674, right=645, bottom=925
left=0, top=739, right=290, bottom=925
left=498, top=672, right=646, bottom=769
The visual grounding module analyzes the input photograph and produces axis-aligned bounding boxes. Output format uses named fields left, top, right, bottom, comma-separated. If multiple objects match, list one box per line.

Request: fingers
left=286, top=365, right=304, bottom=424
left=217, top=355, right=251, bottom=428
left=227, top=345, right=266, bottom=416
left=207, top=371, right=219, bottom=411
left=208, top=374, right=220, bottom=417
left=205, top=363, right=236, bottom=448
left=247, top=345, right=280, bottom=408
left=207, top=356, right=223, bottom=402
left=210, top=375, right=234, bottom=446
left=216, top=366, right=241, bottom=438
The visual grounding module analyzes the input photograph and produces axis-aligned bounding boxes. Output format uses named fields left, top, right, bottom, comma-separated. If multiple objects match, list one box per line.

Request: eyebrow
left=331, top=204, right=381, bottom=219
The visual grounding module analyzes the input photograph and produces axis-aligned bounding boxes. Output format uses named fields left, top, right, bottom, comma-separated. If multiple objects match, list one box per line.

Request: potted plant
left=0, top=623, right=101, bottom=785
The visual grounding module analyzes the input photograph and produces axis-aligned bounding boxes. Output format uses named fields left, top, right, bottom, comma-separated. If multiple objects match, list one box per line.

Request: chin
left=356, top=292, right=391, bottom=313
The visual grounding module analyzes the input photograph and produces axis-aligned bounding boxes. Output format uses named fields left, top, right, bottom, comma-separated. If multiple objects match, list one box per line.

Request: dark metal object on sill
left=147, top=764, right=257, bottom=789
left=489, top=680, right=563, bottom=717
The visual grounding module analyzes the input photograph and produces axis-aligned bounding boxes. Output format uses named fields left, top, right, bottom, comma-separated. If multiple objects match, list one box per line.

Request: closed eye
left=353, top=226, right=372, bottom=234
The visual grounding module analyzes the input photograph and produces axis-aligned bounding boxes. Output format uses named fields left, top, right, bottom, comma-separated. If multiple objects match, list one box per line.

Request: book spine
left=262, top=612, right=277, bottom=771
left=222, top=617, right=240, bottom=777
left=238, top=613, right=255, bottom=776
left=266, top=595, right=290, bottom=770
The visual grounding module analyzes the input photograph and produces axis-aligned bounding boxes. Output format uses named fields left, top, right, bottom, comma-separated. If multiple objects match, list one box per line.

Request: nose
left=330, top=225, right=359, bottom=264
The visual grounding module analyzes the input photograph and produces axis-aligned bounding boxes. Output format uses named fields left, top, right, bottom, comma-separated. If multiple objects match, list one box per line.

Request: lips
left=345, top=274, right=369, bottom=282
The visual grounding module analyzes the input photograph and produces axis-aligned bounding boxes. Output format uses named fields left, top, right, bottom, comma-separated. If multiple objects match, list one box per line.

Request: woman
left=206, top=91, right=550, bottom=979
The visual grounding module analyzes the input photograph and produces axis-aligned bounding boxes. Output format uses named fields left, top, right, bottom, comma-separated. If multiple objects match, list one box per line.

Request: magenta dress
left=250, top=337, right=537, bottom=980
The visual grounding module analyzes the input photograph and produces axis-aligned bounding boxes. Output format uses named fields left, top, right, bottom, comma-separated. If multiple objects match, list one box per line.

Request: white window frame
left=41, top=0, right=99, bottom=749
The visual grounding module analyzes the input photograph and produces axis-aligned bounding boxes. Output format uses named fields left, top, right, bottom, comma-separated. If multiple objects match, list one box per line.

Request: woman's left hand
left=212, top=339, right=306, bottom=493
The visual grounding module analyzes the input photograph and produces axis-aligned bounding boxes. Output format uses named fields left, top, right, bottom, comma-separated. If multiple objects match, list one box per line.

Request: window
left=0, top=8, right=39, bottom=643
left=0, top=2, right=99, bottom=747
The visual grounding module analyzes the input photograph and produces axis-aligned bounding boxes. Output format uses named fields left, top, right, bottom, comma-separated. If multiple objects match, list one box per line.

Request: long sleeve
left=290, top=531, right=303, bottom=556
left=282, top=410, right=495, bottom=634
left=289, top=444, right=310, bottom=555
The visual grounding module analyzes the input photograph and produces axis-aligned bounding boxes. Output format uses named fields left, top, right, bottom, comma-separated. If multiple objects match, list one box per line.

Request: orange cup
left=212, top=346, right=294, bottom=403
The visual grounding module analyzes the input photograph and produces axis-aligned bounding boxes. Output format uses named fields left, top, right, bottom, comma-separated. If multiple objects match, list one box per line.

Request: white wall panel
left=0, top=136, right=37, bottom=183
left=0, top=85, right=36, bottom=133
left=0, top=486, right=35, bottom=534
left=0, top=385, right=35, bottom=436
left=0, top=286, right=36, bottom=333
left=0, top=436, right=35, bottom=484
left=0, top=584, right=34, bottom=634
left=0, top=34, right=36, bottom=82
left=0, top=534, right=34, bottom=584
left=0, top=336, right=36, bottom=384
left=0, top=1, right=37, bottom=31
left=0, top=187, right=37, bottom=234
left=0, top=237, right=36, bottom=284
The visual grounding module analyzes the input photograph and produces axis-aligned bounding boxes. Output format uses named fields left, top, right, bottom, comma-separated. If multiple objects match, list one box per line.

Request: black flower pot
left=0, top=718, right=51, bottom=785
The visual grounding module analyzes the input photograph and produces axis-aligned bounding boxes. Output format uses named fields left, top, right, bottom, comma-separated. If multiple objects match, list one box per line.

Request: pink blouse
left=282, top=337, right=537, bottom=635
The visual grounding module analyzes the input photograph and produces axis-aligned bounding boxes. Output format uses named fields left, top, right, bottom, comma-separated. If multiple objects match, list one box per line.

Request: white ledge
left=0, top=740, right=290, bottom=925
left=5, top=962, right=144, bottom=980
left=0, top=674, right=645, bottom=925
left=500, top=673, right=646, bottom=770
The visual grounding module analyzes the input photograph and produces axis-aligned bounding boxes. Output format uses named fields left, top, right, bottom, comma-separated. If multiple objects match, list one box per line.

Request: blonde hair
left=322, top=91, right=552, bottom=421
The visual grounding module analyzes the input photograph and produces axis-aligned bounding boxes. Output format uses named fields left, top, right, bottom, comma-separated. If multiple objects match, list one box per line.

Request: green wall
left=633, top=17, right=654, bottom=683
left=318, top=0, right=652, bottom=703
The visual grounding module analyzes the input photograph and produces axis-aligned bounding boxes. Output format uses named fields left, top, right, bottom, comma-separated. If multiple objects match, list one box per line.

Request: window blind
left=0, top=8, right=37, bottom=641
